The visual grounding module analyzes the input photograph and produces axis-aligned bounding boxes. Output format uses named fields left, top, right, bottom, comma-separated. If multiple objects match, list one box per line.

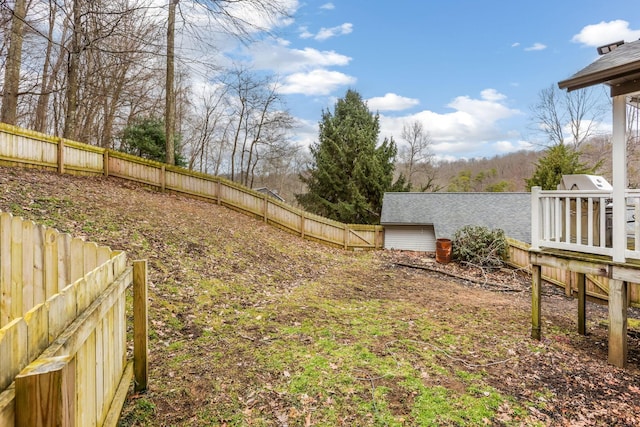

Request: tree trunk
left=63, top=0, right=82, bottom=140
left=1, top=0, right=27, bottom=125
left=230, top=99, right=246, bottom=181
left=165, top=0, right=178, bottom=165
left=34, top=2, right=58, bottom=133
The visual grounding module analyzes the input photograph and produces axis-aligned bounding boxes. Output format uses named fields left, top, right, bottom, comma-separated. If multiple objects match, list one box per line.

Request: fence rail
left=0, top=123, right=382, bottom=250
left=0, top=211, right=147, bottom=426
left=507, top=238, right=640, bottom=308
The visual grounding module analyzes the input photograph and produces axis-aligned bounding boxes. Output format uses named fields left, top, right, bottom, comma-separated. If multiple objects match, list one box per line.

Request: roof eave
left=558, top=60, right=640, bottom=92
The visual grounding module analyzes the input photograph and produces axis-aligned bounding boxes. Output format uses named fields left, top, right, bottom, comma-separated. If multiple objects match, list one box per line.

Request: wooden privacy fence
left=0, top=123, right=383, bottom=250
left=0, top=211, right=148, bottom=426
left=507, top=238, right=640, bottom=308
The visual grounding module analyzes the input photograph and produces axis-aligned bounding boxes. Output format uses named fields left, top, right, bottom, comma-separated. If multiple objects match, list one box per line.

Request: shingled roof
left=558, top=39, right=640, bottom=96
left=380, top=192, right=531, bottom=243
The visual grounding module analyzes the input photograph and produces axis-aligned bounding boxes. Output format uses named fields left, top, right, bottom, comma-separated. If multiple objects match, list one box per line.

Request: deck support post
left=531, top=263, right=542, bottom=340
left=612, top=94, right=627, bottom=263
left=577, top=273, right=586, bottom=335
left=608, top=278, right=627, bottom=368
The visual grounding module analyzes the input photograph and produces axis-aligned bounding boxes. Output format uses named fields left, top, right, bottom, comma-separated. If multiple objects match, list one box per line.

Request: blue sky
left=209, top=1, right=640, bottom=161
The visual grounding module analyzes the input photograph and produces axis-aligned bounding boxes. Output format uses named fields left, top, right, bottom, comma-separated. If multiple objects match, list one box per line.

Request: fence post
left=216, top=180, right=222, bottom=205
left=300, top=213, right=306, bottom=238
left=103, top=150, right=109, bottom=177
left=343, top=224, right=349, bottom=250
left=531, top=264, right=542, bottom=340
left=133, top=260, right=148, bottom=392
left=15, top=355, right=76, bottom=427
left=160, top=165, right=166, bottom=192
left=57, top=138, right=65, bottom=174
left=608, top=278, right=628, bottom=368
left=263, top=194, right=268, bottom=222
left=531, top=186, right=541, bottom=251
left=577, top=273, right=586, bottom=335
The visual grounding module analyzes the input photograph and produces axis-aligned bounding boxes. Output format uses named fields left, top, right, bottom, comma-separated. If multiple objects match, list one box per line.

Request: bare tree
left=183, top=85, right=229, bottom=173
left=399, top=120, right=433, bottom=187
left=164, top=0, right=178, bottom=164
left=1, top=0, right=27, bottom=124
left=62, top=0, right=83, bottom=139
left=164, top=0, right=293, bottom=165
left=531, top=84, right=607, bottom=148
left=33, top=0, right=64, bottom=133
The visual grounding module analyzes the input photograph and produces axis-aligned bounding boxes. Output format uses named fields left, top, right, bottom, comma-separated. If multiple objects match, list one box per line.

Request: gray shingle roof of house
left=380, top=192, right=531, bottom=243
left=558, top=39, right=640, bottom=92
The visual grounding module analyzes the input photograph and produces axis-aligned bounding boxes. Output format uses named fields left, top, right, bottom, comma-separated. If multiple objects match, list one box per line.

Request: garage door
left=384, top=225, right=436, bottom=252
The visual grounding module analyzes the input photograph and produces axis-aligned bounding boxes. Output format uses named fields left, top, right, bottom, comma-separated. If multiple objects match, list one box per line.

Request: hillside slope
left=2, top=166, right=640, bottom=426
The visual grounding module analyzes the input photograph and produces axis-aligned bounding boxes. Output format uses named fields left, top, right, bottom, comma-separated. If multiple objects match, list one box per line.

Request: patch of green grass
left=532, top=388, right=555, bottom=410
left=238, top=293, right=519, bottom=425
left=405, top=379, right=506, bottom=426
left=168, top=352, right=190, bottom=368
left=118, top=398, right=156, bottom=426
left=167, top=341, right=184, bottom=351
left=8, top=202, right=26, bottom=216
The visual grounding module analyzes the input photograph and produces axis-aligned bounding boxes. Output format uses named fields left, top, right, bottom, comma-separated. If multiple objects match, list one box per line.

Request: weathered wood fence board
left=0, top=210, right=140, bottom=426
left=0, top=123, right=382, bottom=250
left=507, top=238, right=640, bottom=307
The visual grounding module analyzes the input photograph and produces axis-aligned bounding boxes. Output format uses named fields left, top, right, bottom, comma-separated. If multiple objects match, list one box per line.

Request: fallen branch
left=394, top=262, right=523, bottom=293
left=385, top=339, right=519, bottom=369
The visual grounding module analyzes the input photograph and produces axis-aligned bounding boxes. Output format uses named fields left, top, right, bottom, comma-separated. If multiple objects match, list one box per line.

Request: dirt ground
left=2, top=166, right=640, bottom=426
left=382, top=251, right=640, bottom=425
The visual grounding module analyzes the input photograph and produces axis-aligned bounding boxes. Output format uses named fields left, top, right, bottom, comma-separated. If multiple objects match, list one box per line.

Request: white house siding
left=384, top=225, right=436, bottom=252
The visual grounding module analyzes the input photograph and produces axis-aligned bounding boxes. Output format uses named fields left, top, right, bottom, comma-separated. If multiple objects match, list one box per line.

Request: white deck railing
left=625, top=190, right=640, bottom=260
left=532, top=187, right=640, bottom=260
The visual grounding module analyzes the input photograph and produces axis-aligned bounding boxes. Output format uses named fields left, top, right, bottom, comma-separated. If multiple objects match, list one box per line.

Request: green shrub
left=451, top=225, right=507, bottom=267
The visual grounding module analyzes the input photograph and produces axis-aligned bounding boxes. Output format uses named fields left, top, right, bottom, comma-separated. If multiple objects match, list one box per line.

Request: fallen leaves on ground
left=2, top=166, right=640, bottom=426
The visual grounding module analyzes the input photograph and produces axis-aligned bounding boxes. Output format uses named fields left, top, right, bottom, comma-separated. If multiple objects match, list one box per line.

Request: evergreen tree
left=526, top=143, right=596, bottom=190
left=120, top=117, right=185, bottom=166
left=297, top=90, right=406, bottom=224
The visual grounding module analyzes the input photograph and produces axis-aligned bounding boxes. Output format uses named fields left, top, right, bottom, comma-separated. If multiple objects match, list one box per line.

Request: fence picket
left=57, top=233, right=71, bottom=290
left=0, top=213, right=12, bottom=327
left=70, top=237, right=85, bottom=284
left=84, top=241, right=98, bottom=275
left=47, top=284, right=77, bottom=343
left=44, top=228, right=59, bottom=299
left=21, top=221, right=34, bottom=314
left=24, top=302, right=47, bottom=362
left=0, top=318, right=27, bottom=391
left=33, top=224, right=45, bottom=307
left=11, top=217, right=23, bottom=321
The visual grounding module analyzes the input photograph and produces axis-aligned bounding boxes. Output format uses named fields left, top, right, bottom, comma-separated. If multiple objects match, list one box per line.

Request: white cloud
left=524, top=42, right=547, bottom=51
left=298, top=22, right=353, bottom=41
left=314, top=23, right=353, bottom=41
left=248, top=43, right=351, bottom=73
left=212, top=0, right=299, bottom=33
left=366, top=93, right=419, bottom=111
left=279, top=69, right=356, bottom=95
left=494, top=140, right=534, bottom=154
left=320, top=3, right=335, bottom=10
left=299, top=26, right=314, bottom=39
left=377, top=89, right=522, bottom=158
left=479, top=88, right=506, bottom=102
left=511, top=42, right=520, bottom=48
left=572, top=20, right=640, bottom=47
left=447, top=90, right=517, bottom=123
left=181, top=0, right=298, bottom=40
